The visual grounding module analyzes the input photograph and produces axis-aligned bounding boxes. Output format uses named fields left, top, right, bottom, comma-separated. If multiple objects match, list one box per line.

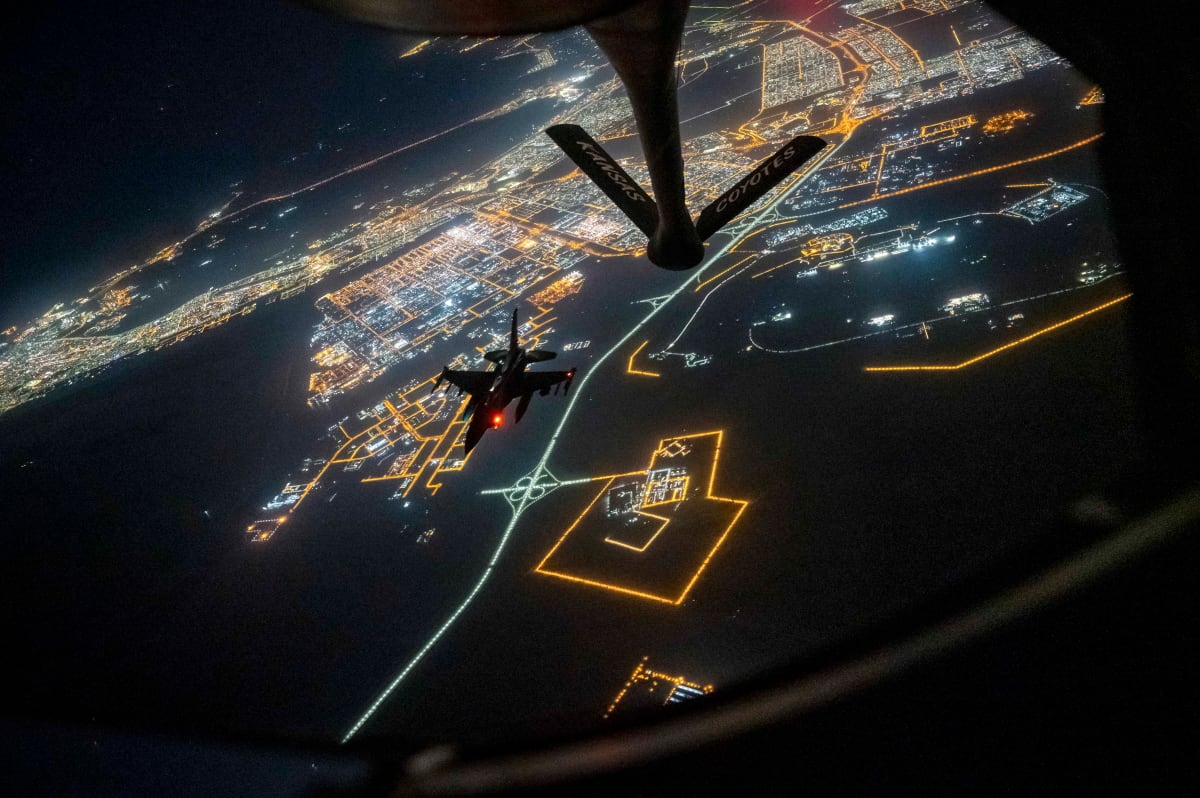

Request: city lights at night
left=2, top=0, right=1148, bottom=777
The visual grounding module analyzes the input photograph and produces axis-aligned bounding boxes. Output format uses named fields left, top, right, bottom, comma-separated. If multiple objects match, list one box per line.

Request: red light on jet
left=491, top=412, right=503, bottom=428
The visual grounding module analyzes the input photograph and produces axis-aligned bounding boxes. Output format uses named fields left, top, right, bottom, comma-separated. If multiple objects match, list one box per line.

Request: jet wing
left=520, top=369, right=575, bottom=396
left=439, top=369, right=495, bottom=399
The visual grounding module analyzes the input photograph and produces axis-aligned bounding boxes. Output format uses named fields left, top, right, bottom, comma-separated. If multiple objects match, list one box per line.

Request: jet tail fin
left=510, top=308, right=519, bottom=349
left=545, top=124, right=658, bottom=237
left=694, top=136, right=827, bottom=241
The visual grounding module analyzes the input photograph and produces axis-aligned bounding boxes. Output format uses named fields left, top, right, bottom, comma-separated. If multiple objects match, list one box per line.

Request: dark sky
left=0, top=0, right=450, bottom=326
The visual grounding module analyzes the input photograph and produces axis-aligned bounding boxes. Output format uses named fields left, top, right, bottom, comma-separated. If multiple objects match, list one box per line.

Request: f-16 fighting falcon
left=433, top=309, right=576, bottom=454
left=293, top=0, right=828, bottom=270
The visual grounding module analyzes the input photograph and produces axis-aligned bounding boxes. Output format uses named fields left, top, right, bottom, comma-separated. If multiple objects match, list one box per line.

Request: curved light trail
left=747, top=278, right=1126, bottom=355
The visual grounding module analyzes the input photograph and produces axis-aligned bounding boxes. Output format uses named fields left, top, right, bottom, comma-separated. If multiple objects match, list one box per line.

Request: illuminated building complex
left=536, top=431, right=748, bottom=605
left=604, top=657, right=714, bottom=719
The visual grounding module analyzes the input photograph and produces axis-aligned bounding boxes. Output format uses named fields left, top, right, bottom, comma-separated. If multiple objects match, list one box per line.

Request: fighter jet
left=293, top=0, right=829, bottom=270
left=433, top=309, right=576, bottom=454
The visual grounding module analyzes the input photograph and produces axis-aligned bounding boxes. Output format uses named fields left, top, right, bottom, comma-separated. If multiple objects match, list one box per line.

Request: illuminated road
left=340, top=147, right=827, bottom=742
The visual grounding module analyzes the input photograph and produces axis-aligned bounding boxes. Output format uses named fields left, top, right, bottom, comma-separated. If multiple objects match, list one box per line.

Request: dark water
left=1, top=295, right=332, bottom=738
left=0, top=254, right=1143, bottom=750
left=359, top=281, right=1142, bottom=749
